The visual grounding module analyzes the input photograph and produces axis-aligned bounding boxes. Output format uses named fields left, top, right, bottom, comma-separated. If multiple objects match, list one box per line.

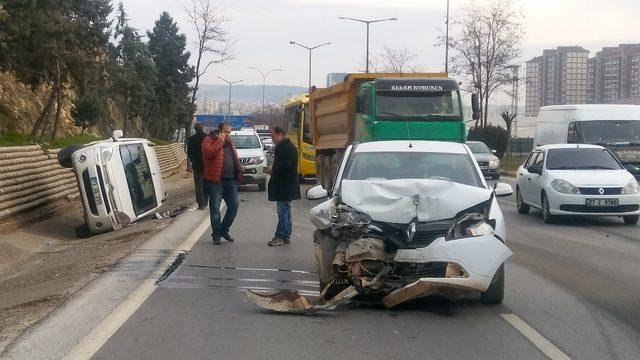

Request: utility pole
left=217, top=76, right=242, bottom=123
left=289, top=41, right=331, bottom=91
left=445, top=0, right=450, bottom=73
left=248, top=67, right=283, bottom=113
left=338, top=16, right=397, bottom=73
left=509, top=65, right=520, bottom=138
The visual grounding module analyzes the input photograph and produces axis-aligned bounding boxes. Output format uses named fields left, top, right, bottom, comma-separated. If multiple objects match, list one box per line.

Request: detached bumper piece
left=245, top=285, right=358, bottom=314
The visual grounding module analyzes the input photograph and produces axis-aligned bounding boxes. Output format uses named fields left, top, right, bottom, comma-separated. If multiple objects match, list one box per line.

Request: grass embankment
left=0, top=132, right=102, bottom=148
left=501, top=156, right=526, bottom=174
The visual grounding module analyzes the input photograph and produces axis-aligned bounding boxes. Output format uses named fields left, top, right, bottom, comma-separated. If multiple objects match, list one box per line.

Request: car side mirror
left=306, top=185, right=328, bottom=200
left=493, top=182, right=513, bottom=197
left=527, top=165, right=542, bottom=175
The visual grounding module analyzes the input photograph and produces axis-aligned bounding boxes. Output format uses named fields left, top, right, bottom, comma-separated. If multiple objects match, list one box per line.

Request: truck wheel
left=57, top=144, right=83, bottom=168
left=316, top=154, right=327, bottom=189
left=258, top=180, right=266, bottom=192
left=623, top=215, right=639, bottom=225
left=481, top=264, right=504, bottom=304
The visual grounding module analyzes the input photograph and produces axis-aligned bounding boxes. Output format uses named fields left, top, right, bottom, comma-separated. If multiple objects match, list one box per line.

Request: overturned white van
left=58, top=131, right=166, bottom=235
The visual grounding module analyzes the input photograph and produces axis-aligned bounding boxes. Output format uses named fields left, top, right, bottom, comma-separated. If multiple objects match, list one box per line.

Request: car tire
left=313, top=230, right=339, bottom=299
left=516, top=187, right=530, bottom=214
left=542, top=193, right=554, bottom=224
left=57, top=144, right=84, bottom=168
left=481, top=264, right=504, bottom=304
left=258, top=180, right=266, bottom=192
left=492, top=173, right=501, bottom=180
left=623, top=215, right=639, bottom=225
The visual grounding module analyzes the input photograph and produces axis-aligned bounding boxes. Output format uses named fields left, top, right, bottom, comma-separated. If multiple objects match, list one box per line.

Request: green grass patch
left=150, top=138, right=172, bottom=146
left=0, top=132, right=32, bottom=147
left=0, top=132, right=103, bottom=148
left=501, top=156, right=526, bottom=172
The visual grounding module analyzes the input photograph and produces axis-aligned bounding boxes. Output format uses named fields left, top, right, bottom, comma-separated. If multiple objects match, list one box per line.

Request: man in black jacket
left=266, top=127, right=301, bottom=246
left=187, top=123, right=208, bottom=210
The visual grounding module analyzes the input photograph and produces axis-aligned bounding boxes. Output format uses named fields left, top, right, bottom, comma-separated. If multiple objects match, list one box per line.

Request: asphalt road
left=92, top=180, right=640, bottom=360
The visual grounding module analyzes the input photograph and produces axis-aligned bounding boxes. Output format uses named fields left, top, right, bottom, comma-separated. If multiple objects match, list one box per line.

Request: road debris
left=245, top=285, right=358, bottom=314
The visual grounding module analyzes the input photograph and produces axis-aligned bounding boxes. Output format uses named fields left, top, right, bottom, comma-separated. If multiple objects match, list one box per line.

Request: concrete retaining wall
left=0, top=143, right=185, bottom=221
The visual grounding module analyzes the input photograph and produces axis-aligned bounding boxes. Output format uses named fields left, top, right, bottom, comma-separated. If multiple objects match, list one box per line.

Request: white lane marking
left=501, top=313, right=571, bottom=360
left=65, top=216, right=212, bottom=360
left=499, top=199, right=518, bottom=207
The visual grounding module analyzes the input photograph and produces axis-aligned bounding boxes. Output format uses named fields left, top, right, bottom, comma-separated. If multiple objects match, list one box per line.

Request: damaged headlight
left=465, top=222, right=495, bottom=237
left=332, top=206, right=372, bottom=227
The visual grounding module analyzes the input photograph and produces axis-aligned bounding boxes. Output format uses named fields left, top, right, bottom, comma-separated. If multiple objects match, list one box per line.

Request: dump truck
left=311, top=73, right=479, bottom=190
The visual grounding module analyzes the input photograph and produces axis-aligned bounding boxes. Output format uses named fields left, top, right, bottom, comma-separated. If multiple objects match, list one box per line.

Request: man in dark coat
left=267, top=127, right=301, bottom=246
left=187, top=123, right=208, bottom=210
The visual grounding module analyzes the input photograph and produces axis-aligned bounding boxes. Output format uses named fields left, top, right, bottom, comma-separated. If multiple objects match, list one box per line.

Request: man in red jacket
left=201, top=122, right=243, bottom=245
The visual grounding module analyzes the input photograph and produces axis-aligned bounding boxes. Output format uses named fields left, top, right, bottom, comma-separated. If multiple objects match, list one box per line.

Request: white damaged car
left=246, top=140, right=514, bottom=312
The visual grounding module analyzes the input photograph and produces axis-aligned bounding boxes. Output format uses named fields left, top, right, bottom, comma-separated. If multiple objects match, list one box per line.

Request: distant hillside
left=197, top=84, right=307, bottom=105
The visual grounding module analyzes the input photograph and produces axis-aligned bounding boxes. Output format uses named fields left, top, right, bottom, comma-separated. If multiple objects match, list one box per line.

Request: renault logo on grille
left=598, top=188, right=605, bottom=195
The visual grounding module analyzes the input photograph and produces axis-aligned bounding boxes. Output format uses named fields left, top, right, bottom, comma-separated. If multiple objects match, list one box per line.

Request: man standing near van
left=202, top=122, right=243, bottom=245
left=187, top=123, right=208, bottom=210
left=266, top=127, right=301, bottom=246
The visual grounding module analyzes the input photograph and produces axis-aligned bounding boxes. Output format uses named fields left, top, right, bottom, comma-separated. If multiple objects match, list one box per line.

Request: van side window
left=567, top=122, right=579, bottom=143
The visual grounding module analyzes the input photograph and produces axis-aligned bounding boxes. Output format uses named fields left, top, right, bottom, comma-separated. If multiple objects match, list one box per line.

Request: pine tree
left=147, top=12, right=195, bottom=139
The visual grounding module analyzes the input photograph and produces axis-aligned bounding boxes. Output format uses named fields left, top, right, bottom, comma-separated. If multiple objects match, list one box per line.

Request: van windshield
left=579, top=120, right=640, bottom=145
left=120, top=144, right=157, bottom=216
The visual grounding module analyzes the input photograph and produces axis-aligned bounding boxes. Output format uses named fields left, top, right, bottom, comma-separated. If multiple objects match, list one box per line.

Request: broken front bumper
left=383, top=235, right=512, bottom=307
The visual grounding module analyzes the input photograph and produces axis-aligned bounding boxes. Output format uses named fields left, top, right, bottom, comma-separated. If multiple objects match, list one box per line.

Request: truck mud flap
left=245, top=285, right=358, bottom=314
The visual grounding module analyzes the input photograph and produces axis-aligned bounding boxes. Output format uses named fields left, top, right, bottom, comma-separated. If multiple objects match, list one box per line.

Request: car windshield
left=467, top=142, right=492, bottom=154
left=231, top=134, right=261, bottom=149
left=344, top=151, right=482, bottom=187
left=376, top=90, right=461, bottom=118
left=546, top=148, right=622, bottom=170
left=579, top=120, right=640, bottom=144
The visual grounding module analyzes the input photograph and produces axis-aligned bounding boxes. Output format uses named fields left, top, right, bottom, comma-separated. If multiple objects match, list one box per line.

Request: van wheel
left=623, top=215, right=639, bottom=225
left=481, top=264, right=504, bottom=304
left=516, top=187, right=530, bottom=214
left=57, top=144, right=83, bottom=168
left=258, top=180, right=266, bottom=192
left=542, top=193, right=554, bottom=224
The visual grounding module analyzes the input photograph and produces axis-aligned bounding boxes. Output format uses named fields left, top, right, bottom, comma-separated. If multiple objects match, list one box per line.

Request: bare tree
left=444, top=0, right=523, bottom=128
left=368, top=45, right=422, bottom=73
left=184, top=0, right=234, bottom=121
left=500, top=106, right=516, bottom=156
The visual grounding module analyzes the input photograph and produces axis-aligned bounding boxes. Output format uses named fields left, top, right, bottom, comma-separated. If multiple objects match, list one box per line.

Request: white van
left=534, top=104, right=640, bottom=179
left=58, top=131, right=166, bottom=235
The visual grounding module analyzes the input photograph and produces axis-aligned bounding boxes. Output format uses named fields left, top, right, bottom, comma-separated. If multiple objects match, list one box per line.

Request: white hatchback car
left=516, top=144, right=640, bottom=224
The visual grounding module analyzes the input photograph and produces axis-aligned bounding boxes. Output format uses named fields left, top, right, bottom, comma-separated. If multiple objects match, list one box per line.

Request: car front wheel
left=542, top=193, right=554, bottom=224
left=481, top=264, right=504, bottom=304
left=516, top=187, right=530, bottom=214
left=623, top=215, right=639, bottom=225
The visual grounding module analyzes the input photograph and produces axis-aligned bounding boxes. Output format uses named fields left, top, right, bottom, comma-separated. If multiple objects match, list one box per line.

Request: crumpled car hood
left=341, top=179, right=492, bottom=224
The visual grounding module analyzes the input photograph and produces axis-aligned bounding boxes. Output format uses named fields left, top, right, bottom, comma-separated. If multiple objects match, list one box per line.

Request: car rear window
left=546, top=148, right=622, bottom=170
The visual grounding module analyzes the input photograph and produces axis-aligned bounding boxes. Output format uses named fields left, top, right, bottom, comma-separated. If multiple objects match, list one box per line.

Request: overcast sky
left=120, top=0, right=640, bottom=91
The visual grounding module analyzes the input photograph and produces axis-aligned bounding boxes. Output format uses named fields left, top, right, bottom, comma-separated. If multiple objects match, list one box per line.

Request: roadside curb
left=2, top=207, right=211, bottom=360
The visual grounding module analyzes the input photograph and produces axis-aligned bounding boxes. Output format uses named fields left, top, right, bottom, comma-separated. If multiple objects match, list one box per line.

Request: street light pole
left=248, top=67, right=283, bottom=113
left=445, top=0, right=450, bottom=73
left=217, top=76, right=242, bottom=123
left=289, top=41, right=331, bottom=91
left=338, top=16, right=397, bottom=73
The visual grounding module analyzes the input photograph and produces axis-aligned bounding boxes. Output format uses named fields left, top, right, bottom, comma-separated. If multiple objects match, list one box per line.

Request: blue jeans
left=206, top=179, right=239, bottom=238
left=276, top=201, right=292, bottom=240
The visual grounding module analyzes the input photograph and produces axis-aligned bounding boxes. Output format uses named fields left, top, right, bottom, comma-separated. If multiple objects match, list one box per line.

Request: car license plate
left=90, top=177, right=103, bottom=206
left=585, top=198, right=618, bottom=207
